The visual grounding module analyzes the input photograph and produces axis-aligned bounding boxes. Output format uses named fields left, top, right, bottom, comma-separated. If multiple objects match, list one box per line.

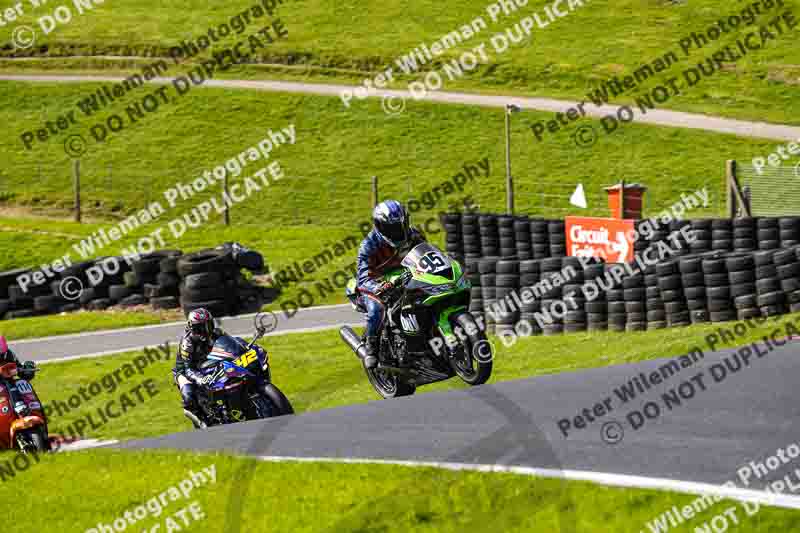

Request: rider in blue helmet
left=355, top=200, right=426, bottom=368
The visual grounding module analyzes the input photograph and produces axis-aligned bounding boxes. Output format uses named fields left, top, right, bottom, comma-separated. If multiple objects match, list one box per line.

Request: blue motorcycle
left=192, top=325, right=293, bottom=427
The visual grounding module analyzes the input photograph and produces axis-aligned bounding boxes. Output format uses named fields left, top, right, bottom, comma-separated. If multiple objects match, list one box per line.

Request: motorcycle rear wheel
left=365, top=366, right=416, bottom=399
left=448, top=312, right=493, bottom=386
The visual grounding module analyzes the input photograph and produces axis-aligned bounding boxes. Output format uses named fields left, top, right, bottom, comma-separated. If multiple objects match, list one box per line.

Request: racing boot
left=363, top=335, right=379, bottom=369
left=180, top=384, right=208, bottom=429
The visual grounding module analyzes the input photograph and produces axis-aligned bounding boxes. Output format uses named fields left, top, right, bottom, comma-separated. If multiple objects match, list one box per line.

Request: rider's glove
left=198, top=375, right=215, bottom=387
left=375, top=281, right=393, bottom=296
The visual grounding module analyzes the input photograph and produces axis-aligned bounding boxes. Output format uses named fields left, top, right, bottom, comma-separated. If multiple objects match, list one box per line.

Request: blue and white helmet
left=373, top=199, right=410, bottom=248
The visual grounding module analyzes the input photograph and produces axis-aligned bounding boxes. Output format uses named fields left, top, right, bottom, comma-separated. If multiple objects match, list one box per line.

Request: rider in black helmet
left=173, top=308, right=225, bottom=428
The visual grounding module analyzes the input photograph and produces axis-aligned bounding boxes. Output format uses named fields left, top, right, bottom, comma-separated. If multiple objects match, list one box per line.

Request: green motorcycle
left=340, top=242, right=493, bottom=398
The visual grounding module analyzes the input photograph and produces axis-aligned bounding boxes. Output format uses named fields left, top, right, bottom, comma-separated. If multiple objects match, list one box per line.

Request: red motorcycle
left=0, top=361, right=49, bottom=453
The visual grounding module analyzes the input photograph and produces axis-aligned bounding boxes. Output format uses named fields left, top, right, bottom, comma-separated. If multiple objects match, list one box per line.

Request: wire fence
left=512, top=178, right=724, bottom=220
left=736, top=160, right=800, bottom=217
left=10, top=160, right=727, bottom=230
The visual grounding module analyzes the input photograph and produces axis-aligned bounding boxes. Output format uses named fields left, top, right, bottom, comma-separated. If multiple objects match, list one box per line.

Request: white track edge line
left=14, top=303, right=354, bottom=345
left=253, top=455, right=800, bottom=510
left=37, top=322, right=363, bottom=364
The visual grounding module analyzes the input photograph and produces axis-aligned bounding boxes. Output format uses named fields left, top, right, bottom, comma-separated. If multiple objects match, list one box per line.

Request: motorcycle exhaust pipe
left=340, top=326, right=369, bottom=361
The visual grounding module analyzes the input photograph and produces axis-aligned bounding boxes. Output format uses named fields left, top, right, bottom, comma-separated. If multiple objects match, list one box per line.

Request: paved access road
left=15, top=304, right=361, bottom=363
left=2, top=75, right=798, bottom=141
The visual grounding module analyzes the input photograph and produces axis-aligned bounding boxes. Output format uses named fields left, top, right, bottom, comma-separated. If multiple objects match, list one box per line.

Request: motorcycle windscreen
left=210, top=336, right=249, bottom=359
left=401, top=243, right=454, bottom=281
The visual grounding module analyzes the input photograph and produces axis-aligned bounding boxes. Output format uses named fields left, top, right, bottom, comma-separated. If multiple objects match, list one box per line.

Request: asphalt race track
left=14, top=304, right=361, bottom=363
left=114, top=339, right=800, bottom=504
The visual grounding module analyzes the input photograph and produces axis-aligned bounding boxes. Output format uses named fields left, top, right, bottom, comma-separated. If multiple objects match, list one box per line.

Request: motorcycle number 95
left=418, top=251, right=448, bottom=274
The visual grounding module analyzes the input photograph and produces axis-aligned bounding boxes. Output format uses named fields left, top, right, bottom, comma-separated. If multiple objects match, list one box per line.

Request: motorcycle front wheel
left=260, top=384, right=294, bottom=417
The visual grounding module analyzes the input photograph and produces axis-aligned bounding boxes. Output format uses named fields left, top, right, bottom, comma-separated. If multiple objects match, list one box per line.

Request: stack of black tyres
left=516, top=259, right=542, bottom=336
left=768, top=248, right=798, bottom=315
left=711, top=219, right=733, bottom=252
left=479, top=215, right=499, bottom=257
left=461, top=214, right=481, bottom=261
left=789, top=248, right=800, bottom=313
left=646, top=265, right=667, bottom=329
left=178, top=249, right=240, bottom=317
left=703, top=255, right=736, bottom=322
left=478, top=257, right=500, bottom=335
left=530, top=219, right=549, bottom=259
left=442, top=214, right=463, bottom=258
left=110, top=251, right=181, bottom=307
left=561, top=257, right=585, bottom=333
left=672, top=220, right=692, bottom=257
left=652, top=221, right=673, bottom=252
left=563, top=282, right=586, bottom=333
left=757, top=218, right=779, bottom=251
left=514, top=217, right=532, bottom=260
left=583, top=261, right=607, bottom=331
left=493, top=259, right=520, bottom=335
left=657, top=260, right=689, bottom=327
left=539, top=257, right=565, bottom=335
left=780, top=217, right=800, bottom=247
left=689, top=219, right=713, bottom=254
left=679, top=255, right=709, bottom=324
left=498, top=216, right=516, bottom=258
left=634, top=219, right=652, bottom=260
left=29, top=269, right=66, bottom=315
left=606, top=265, right=626, bottom=332
left=465, top=258, right=483, bottom=319
left=4, top=268, right=42, bottom=318
left=773, top=246, right=800, bottom=313
left=83, top=256, right=130, bottom=310
left=0, top=268, right=33, bottom=319
left=753, top=250, right=782, bottom=316
left=732, top=218, right=757, bottom=253
left=727, top=253, right=759, bottom=320
left=148, top=253, right=182, bottom=310
left=548, top=221, right=566, bottom=257
left=623, top=272, right=646, bottom=331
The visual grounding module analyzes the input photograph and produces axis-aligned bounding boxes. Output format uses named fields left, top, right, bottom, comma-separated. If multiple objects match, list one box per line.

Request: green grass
left=3, top=79, right=749, bottom=226
left=1, top=449, right=798, bottom=532
left=1, top=0, right=798, bottom=125
left=0, top=309, right=161, bottom=340
left=0, top=77, right=768, bottom=336
left=32, top=310, right=800, bottom=441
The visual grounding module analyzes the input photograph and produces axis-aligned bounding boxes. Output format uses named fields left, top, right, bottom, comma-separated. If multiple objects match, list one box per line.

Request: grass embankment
left=3, top=449, right=799, bottom=532
left=2, top=81, right=748, bottom=225
left=0, top=80, right=771, bottom=336
left=30, top=311, right=800, bottom=441
left=0, top=0, right=798, bottom=125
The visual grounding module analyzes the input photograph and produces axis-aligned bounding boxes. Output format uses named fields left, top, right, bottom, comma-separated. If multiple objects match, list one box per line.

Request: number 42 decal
left=233, top=350, right=258, bottom=368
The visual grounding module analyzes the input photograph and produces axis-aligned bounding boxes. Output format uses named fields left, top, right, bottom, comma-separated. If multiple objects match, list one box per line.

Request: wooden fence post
left=73, top=159, right=81, bottom=223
